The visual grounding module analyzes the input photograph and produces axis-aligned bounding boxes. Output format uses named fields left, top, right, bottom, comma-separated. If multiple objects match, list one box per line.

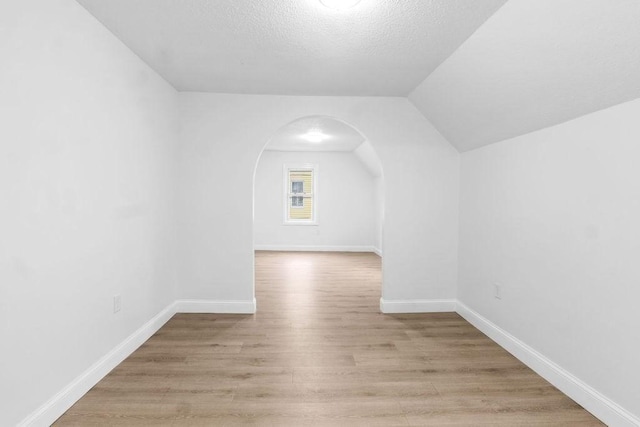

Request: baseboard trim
left=175, top=298, right=257, bottom=314
left=456, top=302, right=639, bottom=427
left=18, top=302, right=177, bottom=427
left=19, top=298, right=256, bottom=426
left=380, top=298, right=457, bottom=313
left=20, top=297, right=637, bottom=427
left=373, top=247, right=383, bottom=257
left=255, top=245, right=378, bottom=253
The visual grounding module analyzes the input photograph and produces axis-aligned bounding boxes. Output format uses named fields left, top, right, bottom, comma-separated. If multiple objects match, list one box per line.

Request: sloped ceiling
left=76, top=0, right=640, bottom=151
left=74, top=0, right=507, bottom=96
left=410, top=0, right=640, bottom=151
left=264, top=116, right=382, bottom=178
left=266, top=116, right=364, bottom=152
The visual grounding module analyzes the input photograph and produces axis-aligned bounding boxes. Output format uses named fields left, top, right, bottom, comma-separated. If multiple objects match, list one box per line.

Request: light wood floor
left=55, top=251, right=602, bottom=426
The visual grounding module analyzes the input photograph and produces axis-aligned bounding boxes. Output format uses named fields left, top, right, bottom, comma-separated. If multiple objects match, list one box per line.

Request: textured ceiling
left=75, top=0, right=507, bottom=96
left=75, top=0, right=640, bottom=151
left=410, top=0, right=640, bottom=152
left=266, top=116, right=364, bottom=152
left=265, top=117, right=382, bottom=177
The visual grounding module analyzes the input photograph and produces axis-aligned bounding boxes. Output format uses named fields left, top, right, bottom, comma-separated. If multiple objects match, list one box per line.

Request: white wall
left=0, top=1, right=178, bottom=425
left=458, top=98, right=640, bottom=421
left=6, top=1, right=637, bottom=424
left=352, top=141, right=385, bottom=254
left=254, top=151, right=378, bottom=251
left=177, top=94, right=460, bottom=303
left=373, top=176, right=384, bottom=254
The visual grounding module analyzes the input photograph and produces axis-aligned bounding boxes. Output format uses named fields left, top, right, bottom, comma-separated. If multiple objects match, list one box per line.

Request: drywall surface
left=255, top=151, right=377, bottom=250
left=0, top=0, right=178, bottom=425
left=354, top=141, right=383, bottom=178
left=458, top=98, right=640, bottom=420
left=75, top=0, right=507, bottom=95
left=373, top=176, right=384, bottom=254
left=176, top=94, right=459, bottom=302
left=410, top=0, right=640, bottom=152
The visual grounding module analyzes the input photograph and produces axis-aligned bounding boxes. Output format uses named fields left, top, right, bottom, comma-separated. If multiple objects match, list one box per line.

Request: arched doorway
left=252, top=115, right=385, bottom=309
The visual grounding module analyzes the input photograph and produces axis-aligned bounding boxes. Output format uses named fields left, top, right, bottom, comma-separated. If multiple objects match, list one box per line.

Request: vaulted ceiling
left=266, top=117, right=365, bottom=152
left=410, top=0, right=640, bottom=151
left=76, top=0, right=640, bottom=151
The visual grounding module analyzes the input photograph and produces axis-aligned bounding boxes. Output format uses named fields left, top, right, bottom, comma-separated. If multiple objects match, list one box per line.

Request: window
left=284, top=165, right=317, bottom=224
left=291, top=181, right=304, bottom=207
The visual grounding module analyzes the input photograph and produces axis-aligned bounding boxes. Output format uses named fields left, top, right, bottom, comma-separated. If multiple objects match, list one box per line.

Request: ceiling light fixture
left=302, top=131, right=327, bottom=143
left=319, top=0, right=362, bottom=10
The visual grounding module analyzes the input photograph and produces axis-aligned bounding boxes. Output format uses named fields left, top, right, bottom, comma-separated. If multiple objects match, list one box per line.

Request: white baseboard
left=20, top=296, right=637, bottom=427
left=456, top=302, right=640, bottom=427
left=380, top=298, right=457, bottom=313
left=378, top=297, right=638, bottom=425
left=175, top=298, right=256, bottom=314
left=373, top=247, right=383, bottom=257
left=255, top=245, right=378, bottom=253
left=19, top=298, right=256, bottom=426
left=18, top=302, right=177, bottom=427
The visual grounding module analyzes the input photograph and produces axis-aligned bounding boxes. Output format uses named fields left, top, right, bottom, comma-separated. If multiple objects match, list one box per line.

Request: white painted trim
left=281, top=221, right=318, bottom=226
left=456, top=301, right=640, bottom=427
left=255, top=245, right=378, bottom=253
left=175, top=299, right=257, bottom=314
left=21, top=297, right=637, bottom=427
left=379, top=298, right=457, bottom=313
left=18, top=302, right=177, bottom=427
left=18, top=298, right=256, bottom=426
left=373, top=247, right=382, bottom=257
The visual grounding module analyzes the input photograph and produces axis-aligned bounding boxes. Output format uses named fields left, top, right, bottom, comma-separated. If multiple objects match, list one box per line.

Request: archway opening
left=252, top=115, right=385, bottom=310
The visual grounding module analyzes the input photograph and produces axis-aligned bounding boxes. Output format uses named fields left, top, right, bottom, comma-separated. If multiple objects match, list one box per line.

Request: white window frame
left=283, top=164, right=318, bottom=225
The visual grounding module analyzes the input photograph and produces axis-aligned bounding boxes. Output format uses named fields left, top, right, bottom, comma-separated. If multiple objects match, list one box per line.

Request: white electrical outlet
left=494, top=283, right=502, bottom=300
left=114, top=294, right=121, bottom=313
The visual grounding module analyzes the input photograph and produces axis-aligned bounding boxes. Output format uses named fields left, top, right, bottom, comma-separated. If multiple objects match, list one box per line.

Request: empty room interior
left=2, top=0, right=640, bottom=425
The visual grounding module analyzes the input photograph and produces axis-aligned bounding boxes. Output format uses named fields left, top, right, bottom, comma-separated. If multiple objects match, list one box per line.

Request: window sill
left=283, top=221, right=318, bottom=226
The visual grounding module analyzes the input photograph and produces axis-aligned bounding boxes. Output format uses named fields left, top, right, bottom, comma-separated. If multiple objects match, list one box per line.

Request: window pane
left=291, top=181, right=304, bottom=194
left=291, top=196, right=304, bottom=207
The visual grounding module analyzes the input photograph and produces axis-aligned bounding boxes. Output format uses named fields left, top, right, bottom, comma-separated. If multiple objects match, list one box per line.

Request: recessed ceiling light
left=320, top=0, right=361, bottom=10
left=302, top=131, right=327, bottom=143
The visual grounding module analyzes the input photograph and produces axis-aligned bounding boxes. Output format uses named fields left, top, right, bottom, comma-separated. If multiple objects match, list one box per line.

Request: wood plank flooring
left=55, top=251, right=602, bottom=426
